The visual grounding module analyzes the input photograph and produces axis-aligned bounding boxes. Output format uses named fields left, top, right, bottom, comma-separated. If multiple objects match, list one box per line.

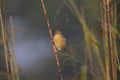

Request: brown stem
left=9, top=16, right=20, bottom=80
left=0, top=1, right=13, bottom=80
left=102, top=0, right=110, bottom=80
left=106, top=0, right=116, bottom=80
left=111, top=2, right=117, bottom=80
left=40, top=0, right=63, bottom=80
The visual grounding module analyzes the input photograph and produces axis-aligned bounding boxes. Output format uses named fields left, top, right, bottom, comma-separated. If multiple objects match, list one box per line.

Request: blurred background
left=0, top=0, right=119, bottom=80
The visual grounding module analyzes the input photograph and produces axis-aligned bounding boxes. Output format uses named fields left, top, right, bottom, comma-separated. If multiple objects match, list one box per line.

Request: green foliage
left=80, top=64, right=87, bottom=80
left=51, top=0, right=120, bottom=80
left=57, top=0, right=119, bottom=80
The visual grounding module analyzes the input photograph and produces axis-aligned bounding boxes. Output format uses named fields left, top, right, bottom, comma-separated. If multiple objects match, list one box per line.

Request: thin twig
left=40, top=0, right=63, bottom=80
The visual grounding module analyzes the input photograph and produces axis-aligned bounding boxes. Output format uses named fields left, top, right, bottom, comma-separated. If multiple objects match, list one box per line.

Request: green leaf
left=112, top=27, right=120, bottom=38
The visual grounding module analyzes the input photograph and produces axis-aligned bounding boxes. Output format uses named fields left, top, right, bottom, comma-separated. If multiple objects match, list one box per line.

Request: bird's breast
left=53, top=34, right=65, bottom=50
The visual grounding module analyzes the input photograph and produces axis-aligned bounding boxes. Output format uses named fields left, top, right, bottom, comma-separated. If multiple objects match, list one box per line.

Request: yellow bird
left=53, top=30, right=66, bottom=51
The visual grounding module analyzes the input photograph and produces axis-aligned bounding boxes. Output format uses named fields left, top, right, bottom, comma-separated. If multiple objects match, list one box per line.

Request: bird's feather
left=53, top=31, right=66, bottom=51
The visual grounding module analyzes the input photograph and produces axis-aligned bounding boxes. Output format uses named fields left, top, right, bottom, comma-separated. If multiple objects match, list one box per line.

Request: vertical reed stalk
left=0, top=7, right=11, bottom=80
left=40, top=0, right=63, bottom=80
left=100, top=0, right=110, bottom=80
left=112, top=33, right=117, bottom=80
left=106, top=0, right=117, bottom=80
left=9, top=16, right=20, bottom=80
left=1, top=1, right=17, bottom=80
left=110, top=0, right=117, bottom=79
left=101, top=0, right=118, bottom=80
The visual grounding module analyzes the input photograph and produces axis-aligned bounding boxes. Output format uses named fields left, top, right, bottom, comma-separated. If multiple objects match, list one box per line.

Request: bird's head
left=55, top=30, right=62, bottom=34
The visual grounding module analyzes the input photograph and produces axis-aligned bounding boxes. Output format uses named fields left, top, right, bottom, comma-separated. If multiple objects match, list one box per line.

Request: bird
left=53, top=30, right=66, bottom=51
